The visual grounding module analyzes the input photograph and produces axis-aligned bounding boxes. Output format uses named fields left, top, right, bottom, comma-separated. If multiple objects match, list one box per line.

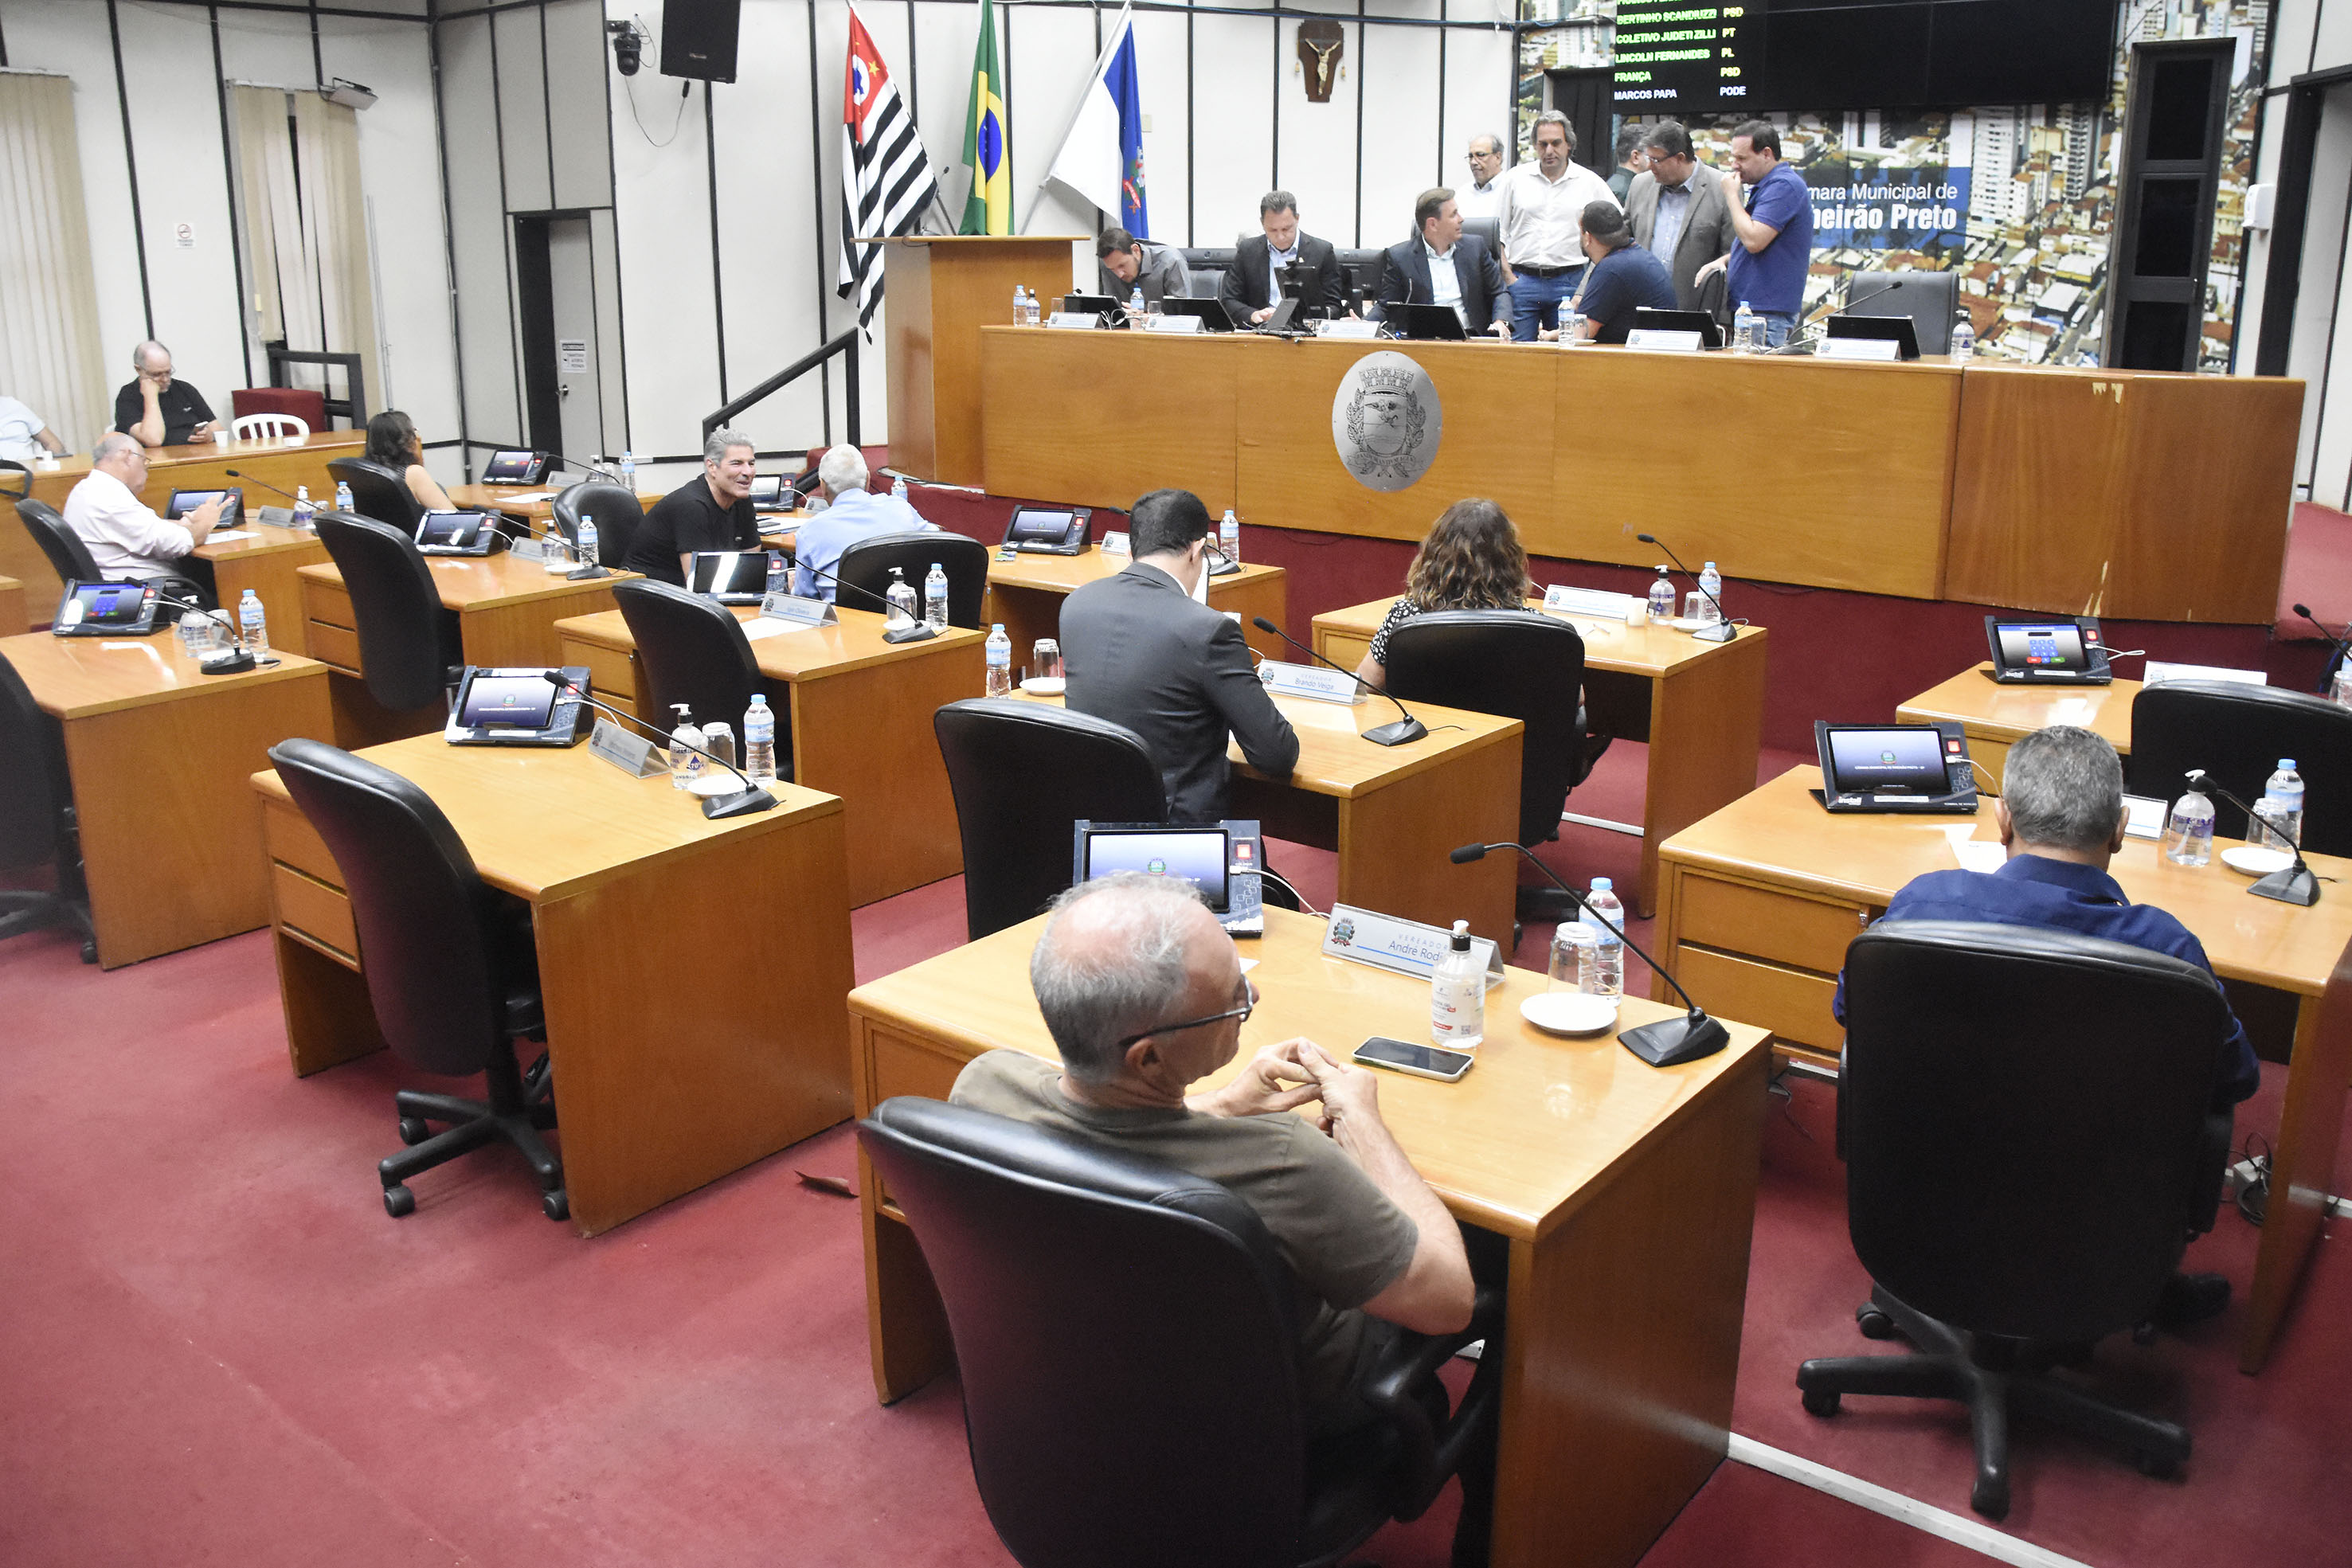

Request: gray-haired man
left=624, top=427, right=765, bottom=588
left=114, top=340, right=217, bottom=448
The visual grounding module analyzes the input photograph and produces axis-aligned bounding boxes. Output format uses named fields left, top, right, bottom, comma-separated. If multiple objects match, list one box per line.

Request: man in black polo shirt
left=114, top=340, right=217, bottom=448
left=624, top=427, right=764, bottom=587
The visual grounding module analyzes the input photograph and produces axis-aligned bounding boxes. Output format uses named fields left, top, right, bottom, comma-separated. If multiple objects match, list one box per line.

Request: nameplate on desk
left=1625, top=328, right=1702, bottom=352
left=759, top=592, right=838, bottom=628
left=1321, top=319, right=1382, bottom=339
left=1100, top=531, right=1131, bottom=556
left=1818, top=336, right=1901, bottom=362
left=1257, top=660, right=1360, bottom=704
left=1047, top=311, right=1103, bottom=330
left=1322, top=905, right=1505, bottom=985
left=588, top=718, right=667, bottom=778
left=1145, top=315, right=1202, bottom=334
left=1542, top=583, right=1642, bottom=622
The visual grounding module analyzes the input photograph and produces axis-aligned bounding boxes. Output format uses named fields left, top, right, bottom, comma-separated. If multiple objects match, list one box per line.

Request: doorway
left=1545, top=68, right=1611, bottom=177
left=512, top=212, right=607, bottom=463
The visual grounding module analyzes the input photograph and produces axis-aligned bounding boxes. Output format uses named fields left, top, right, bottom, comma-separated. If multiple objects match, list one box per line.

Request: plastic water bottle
left=1581, top=879, right=1626, bottom=998
left=985, top=623, right=1012, bottom=695
left=1696, top=561, right=1724, bottom=625
left=237, top=589, right=268, bottom=656
left=884, top=567, right=919, bottom=627
left=890, top=474, right=910, bottom=505
left=177, top=604, right=209, bottom=656
left=1220, top=507, right=1241, bottom=565
left=742, top=694, right=777, bottom=784
left=334, top=480, right=354, bottom=514
left=1732, top=300, right=1758, bottom=354
left=576, top=514, right=599, bottom=568
left=924, top=562, right=949, bottom=631
left=1014, top=283, right=1029, bottom=326
left=620, top=451, right=636, bottom=492
left=293, top=485, right=315, bottom=526
left=667, top=705, right=706, bottom=791
left=1129, top=284, right=1146, bottom=323
left=766, top=551, right=789, bottom=600
left=1430, top=920, right=1485, bottom=1049
left=2332, top=664, right=2352, bottom=709
left=2255, top=760, right=2305, bottom=854
left=2165, top=784, right=2216, bottom=867
left=1949, top=310, right=1975, bottom=359
left=1646, top=566, right=1676, bottom=623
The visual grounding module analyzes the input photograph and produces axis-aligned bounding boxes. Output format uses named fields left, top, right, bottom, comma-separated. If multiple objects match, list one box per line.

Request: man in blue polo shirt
left=1831, top=723, right=2255, bottom=1327
left=1565, top=201, right=1675, bottom=344
left=1698, top=119, right=1814, bottom=347
left=790, top=444, right=935, bottom=602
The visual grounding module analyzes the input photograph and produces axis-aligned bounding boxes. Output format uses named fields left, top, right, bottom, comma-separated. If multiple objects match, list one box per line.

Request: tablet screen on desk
left=1078, top=826, right=1231, bottom=910
left=166, top=488, right=238, bottom=520
left=481, top=449, right=545, bottom=483
left=1991, top=621, right=2089, bottom=672
left=689, top=551, right=773, bottom=597
left=1008, top=508, right=1082, bottom=546
left=456, top=673, right=557, bottom=729
left=746, top=475, right=785, bottom=508
left=65, top=581, right=154, bottom=628
left=416, top=511, right=491, bottom=549
left=1822, top=726, right=1949, bottom=796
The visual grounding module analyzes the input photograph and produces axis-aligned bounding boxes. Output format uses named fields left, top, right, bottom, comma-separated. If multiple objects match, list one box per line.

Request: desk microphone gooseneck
left=2291, top=603, right=2350, bottom=693
left=2182, top=768, right=2320, bottom=907
left=1247, top=616, right=1426, bottom=746
left=539, top=670, right=776, bottom=819
left=788, top=553, right=940, bottom=644
left=1634, top=532, right=1734, bottom=643
left=222, top=468, right=312, bottom=528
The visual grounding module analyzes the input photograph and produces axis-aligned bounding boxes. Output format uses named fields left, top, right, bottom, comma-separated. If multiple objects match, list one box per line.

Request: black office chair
left=1797, top=921, right=2233, bottom=1519
left=268, top=738, right=566, bottom=1221
left=1382, top=610, right=1596, bottom=921
left=327, top=455, right=424, bottom=532
left=0, top=458, right=29, bottom=498
left=933, top=698, right=1167, bottom=940
left=2128, top=678, right=2352, bottom=854
left=835, top=530, right=990, bottom=628
left=311, top=510, right=464, bottom=715
left=1462, top=216, right=1502, bottom=257
left=859, top=1095, right=1505, bottom=1568
left=15, top=495, right=214, bottom=616
left=0, top=651, right=96, bottom=963
left=551, top=480, right=644, bottom=570
left=612, top=578, right=789, bottom=779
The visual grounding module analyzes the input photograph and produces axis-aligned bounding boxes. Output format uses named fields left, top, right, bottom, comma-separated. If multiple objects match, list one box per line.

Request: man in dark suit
left=1376, top=188, right=1509, bottom=336
left=1216, top=191, right=1348, bottom=327
left=1622, top=121, right=1736, bottom=314
left=1059, top=488, right=1297, bottom=822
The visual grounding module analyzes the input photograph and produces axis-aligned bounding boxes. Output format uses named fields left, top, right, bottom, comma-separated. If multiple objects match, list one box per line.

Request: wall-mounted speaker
left=661, top=0, right=742, bottom=84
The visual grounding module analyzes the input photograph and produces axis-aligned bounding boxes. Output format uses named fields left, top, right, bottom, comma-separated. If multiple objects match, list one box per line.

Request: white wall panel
left=1008, top=2, right=1098, bottom=242
left=2274, top=0, right=2321, bottom=77
left=1190, top=10, right=1278, bottom=249
left=1359, top=0, right=1446, bottom=252
left=1274, top=3, right=1362, bottom=247
left=546, top=0, right=615, bottom=211
left=610, top=53, right=721, bottom=459
left=591, top=209, right=628, bottom=452
left=494, top=7, right=554, bottom=213
left=2315, top=0, right=2352, bottom=75
left=113, top=4, right=242, bottom=398
left=1439, top=13, right=1516, bottom=189
left=441, top=15, right=525, bottom=449
left=2295, top=88, right=2352, bottom=499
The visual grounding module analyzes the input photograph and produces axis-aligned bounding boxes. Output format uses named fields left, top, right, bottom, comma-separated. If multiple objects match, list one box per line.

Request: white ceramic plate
left=1520, top=992, right=1619, bottom=1037
left=2221, top=845, right=2293, bottom=876
left=1019, top=676, right=1066, bottom=696
left=687, top=774, right=745, bottom=798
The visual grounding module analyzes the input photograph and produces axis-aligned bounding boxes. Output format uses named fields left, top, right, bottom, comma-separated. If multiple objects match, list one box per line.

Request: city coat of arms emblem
left=1331, top=351, right=1441, bottom=491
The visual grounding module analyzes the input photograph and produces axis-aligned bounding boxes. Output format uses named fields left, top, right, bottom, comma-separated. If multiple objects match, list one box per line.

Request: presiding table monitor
left=1983, top=615, right=2112, bottom=685
left=1386, top=303, right=1468, bottom=342
left=415, top=511, right=499, bottom=556
left=1814, top=720, right=1978, bottom=814
left=689, top=550, right=775, bottom=604
left=1074, top=819, right=1265, bottom=936
left=480, top=449, right=550, bottom=485
left=445, top=666, right=590, bottom=747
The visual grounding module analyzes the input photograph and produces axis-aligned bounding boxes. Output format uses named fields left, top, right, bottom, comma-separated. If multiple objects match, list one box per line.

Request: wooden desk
left=0, top=630, right=332, bottom=968
left=0, top=431, right=364, bottom=621
left=1018, top=686, right=1522, bottom=945
left=194, top=522, right=331, bottom=658
left=986, top=548, right=1289, bottom=663
left=555, top=604, right=984, bottom=907
left=446, top=483, right=666, bottom=525
left=0, top=574, right=22, bottom=633
left=1896, top=664, right=2138, bottom=788
left=1314, top=598, right=1768, bottom=917
left=848, top=907, right=1772, bottom=1568
left=1654, top=765, right=2352, bottom=1372
left=252, top=734, right=855, bottom=1236
left=299, top=553, right=629, bottom=747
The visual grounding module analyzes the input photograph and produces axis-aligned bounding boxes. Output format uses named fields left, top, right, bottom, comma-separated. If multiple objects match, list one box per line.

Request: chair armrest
left=1359, top=1281, right=1508, bottom=1522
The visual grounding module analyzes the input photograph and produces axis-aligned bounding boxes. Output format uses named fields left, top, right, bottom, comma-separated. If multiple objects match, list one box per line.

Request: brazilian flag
left=960, top=3, right=1009, bottom=234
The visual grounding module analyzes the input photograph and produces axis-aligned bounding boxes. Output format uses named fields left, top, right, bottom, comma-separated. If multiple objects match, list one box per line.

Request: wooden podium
left=879, top=235, right=1078, bottom=486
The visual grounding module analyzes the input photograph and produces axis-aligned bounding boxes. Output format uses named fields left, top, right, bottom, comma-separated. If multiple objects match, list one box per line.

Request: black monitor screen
left=1993, top=622, right=2088, bottom=672
left=481, top=450, right=540, bottom=482
left=1081, top=827, right=1231, bottom=910
left=1008, top=508, right=1078, bottom=544
left=1825, top=726, right=1950, bottom=794
left=746, top=475, right=785, bottom=506
left=457, top=674, right=557, bottom=729
left=417, top=512, right=489, bottom=548
left=70, top=581, right=151, bottom=627
left=690, top=551, right=773, bottom=596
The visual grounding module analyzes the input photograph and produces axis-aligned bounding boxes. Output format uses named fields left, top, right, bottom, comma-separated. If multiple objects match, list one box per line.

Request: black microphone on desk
left=538, top=671, right=777, bottom=819
left=788, top=553, right=939, bottom=644
left=1450, top=840, right=1731, bottom=1066
left=2291, top=603, right=2350, bottom=694
left=2182, top=769, right=2320, bottom=907
left=1248, top=615, right=1426, bottom=746
left=1633, top=532, right=1735, bottom=643
left=147, top=589, right=268, bottom=673
left=222, top=468, right=310, bottom=528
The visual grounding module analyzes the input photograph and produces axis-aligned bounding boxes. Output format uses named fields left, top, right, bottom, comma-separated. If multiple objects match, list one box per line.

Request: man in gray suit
left=1059, top=488, right=1297, bottom=823
left=1622, top=122, right=1736, bottom=313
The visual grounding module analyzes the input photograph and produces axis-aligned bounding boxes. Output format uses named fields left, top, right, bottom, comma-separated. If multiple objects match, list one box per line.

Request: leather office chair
left=311, top=510, right=465, bottom=715
left=933, top=698, right=1166, bottom=940
left=858, top=1095, right=1505, bottom=1568
left=1847, top=269, right=1957, bottom=356
left=0, top=458, right=29, bottom=498
left=551, top=480, right=644, bottom=569
left=1462, top=216, right=1502, bottom=256
left=835, top=530, right=990, bottom=628
left=16, top=495, right=213, bottom=615
left=1797, top=921, right=2231, bottom=1519
left=2128, top=678, right=2352, bottom=854
left=0, top=651, right=96, bottom=963
left=267, top=737, right=566, bottom=1220
left=611, top=578, right=788, bottom=779
left=327, top=455, right=425, bottom=532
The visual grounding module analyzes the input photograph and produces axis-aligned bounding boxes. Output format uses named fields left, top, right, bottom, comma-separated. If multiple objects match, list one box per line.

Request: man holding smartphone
left=115, top=341, right=217, bottom=448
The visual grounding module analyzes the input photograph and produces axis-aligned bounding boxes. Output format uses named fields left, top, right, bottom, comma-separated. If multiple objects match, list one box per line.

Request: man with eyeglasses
left=114, top=341, right=217, bottom=448
left=1623, top=120, right=1735, bottom=313
left=952, top=873, right=1480, bottom=1438
left=1457, top=132, right=1509, bottom=225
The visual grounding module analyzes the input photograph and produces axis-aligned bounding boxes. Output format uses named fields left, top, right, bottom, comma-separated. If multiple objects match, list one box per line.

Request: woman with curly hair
left=365, top=409, right=456, bottom=514
left=1353, top=497, right=1534, bottom=689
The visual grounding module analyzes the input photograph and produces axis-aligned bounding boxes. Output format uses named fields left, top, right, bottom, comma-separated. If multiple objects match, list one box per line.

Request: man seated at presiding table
left=1095, top=225, right=1192, bottom=307
left=1555, top=201, right=1676, bottom=345
left=1219, top=190, right=1350, bottom=328
left=950, top=873, right=1480, bottom=1437
left=789, top=444, right=933, bottom=602
left=1375, top=188, right=1509, bottom=338
left=622, top=426, right=765, bottom=588
left=65, top=432, right=226, bottom=606
left=114, top=340, right=217, bottom=448
left=365, top=410, right=456, bottom=514
left=1832, top=724, right=2257, bottom=1327
left=1059, top=487, right=1297, bottom=823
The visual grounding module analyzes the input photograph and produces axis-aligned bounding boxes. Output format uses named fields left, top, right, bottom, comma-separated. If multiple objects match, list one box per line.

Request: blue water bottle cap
left=1591, top=877, right=1611, bottom=891
left=2281, top=759, right=2296, bottom=770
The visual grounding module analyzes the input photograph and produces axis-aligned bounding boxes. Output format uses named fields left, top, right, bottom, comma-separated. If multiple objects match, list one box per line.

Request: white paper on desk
left=2144, top=660, right=2267, bottom=688
left=205, top=529, right=255, bottom=542
left=741, top=619, right=800, bottom=641
left=1943, top=825, right=2006, bottom=873
left=501, top=489, right=558, bottom=504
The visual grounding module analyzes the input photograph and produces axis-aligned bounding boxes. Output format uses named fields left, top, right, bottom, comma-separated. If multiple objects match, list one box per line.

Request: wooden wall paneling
left=982, top=327, right=1239, bottom=509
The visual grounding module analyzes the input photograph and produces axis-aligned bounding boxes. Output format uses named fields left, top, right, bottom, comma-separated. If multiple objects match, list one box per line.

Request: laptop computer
left=414, top=510, right=500, bottom=556
left=1630, top=307, right=1725, bottom=349
left=689, top=550, right=777, bottom=604
left=1161, top=297, right=1235, bottom=332
left=1063, top=291, right=1125, bottom=325
left=1385, top=303, right=1468, bottom=341
left=1814, top=721, right=1979, bottom=814
left=1825, top=312, right=1921, bottom=360
left=1982, top=615, right=2112, bottom=685
left=445, top=666, right=591, bottom=748
left=1073, top=819, right=1266, bottom=936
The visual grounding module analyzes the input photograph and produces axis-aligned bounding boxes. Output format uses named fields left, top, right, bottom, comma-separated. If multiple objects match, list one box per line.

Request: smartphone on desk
left=1353, top=1036, right=1475, bottom=1082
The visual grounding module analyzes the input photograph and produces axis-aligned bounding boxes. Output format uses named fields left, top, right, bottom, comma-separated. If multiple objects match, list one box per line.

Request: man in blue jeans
left=1497, top=111, right=1618, bottom=342
left=1698, top=119, right=1814, bottom=347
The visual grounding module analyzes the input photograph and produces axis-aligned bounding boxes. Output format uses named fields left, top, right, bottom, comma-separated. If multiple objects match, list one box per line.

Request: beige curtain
left=0, top=71, right=108, bottom=455
left=229, top=86, right=378, bottom=417
left=292, top=92, right=379, bottom=416
left=230, top=84, right=307, bottom=348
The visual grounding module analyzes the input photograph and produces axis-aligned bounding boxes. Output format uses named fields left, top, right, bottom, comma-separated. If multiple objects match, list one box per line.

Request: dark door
left=512, top=215, right=562, bottom=453
left=2107, top=38, right=2233, bottom=372
left=1546, top=68, right=1611, bottom=176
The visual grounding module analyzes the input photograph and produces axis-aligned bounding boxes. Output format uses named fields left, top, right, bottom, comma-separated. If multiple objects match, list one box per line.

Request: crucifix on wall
left=1296, top=19, right=1345, bottom=104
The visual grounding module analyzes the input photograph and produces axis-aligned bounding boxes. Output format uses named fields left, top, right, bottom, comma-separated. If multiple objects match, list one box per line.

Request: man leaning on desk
left=114, top=341, right=217, bottom=448
left=1059, top=488, right=1297, bottom=823
left=1833, top=725, right=2256, bottom=1327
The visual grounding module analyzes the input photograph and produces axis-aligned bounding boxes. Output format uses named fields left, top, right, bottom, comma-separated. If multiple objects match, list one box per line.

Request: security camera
left=607, top=18, right=644, bottom=76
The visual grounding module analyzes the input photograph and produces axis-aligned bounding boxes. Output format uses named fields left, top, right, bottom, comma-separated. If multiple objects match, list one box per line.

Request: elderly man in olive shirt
left=624, top=427, right=766, bottom=588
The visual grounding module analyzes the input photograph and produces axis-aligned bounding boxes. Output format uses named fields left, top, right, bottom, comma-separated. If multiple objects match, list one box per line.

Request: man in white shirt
left=1456, top=133, right=1509, bottom=224
left=1497, top=111, right=1618, bottom=341
left=790, top=444, right=937, bottom=602
left=0, top=393, right=65, bottom=462
left=63, top=432, right=225, bottom=604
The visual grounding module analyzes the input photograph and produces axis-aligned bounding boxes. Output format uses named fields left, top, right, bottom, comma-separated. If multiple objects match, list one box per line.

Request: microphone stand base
left=1361, top=717, right=1428, bottom=747
left=1619, top=1011, right=1732, bottom=1068
left=2250, top=865, right=2321, bottom=906
left=881, top=621, right=939, bottom=644
left=700, top=787, right=778, bottom=819
left=1688, top=621, right=1736, bottom=643
left=566, top=565, right=611, bottom=581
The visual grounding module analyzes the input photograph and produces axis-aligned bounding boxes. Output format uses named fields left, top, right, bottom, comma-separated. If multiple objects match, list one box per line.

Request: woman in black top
left=366, top=411, right=456, bottom=513
left=1354, top=498, right=1533, bottom=689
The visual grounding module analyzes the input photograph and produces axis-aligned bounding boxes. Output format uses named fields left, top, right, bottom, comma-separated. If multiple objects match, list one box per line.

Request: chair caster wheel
left=542, top=1189, right=570, bottom=1222
left=1856, top=1304, right=1896, bottom=1339
left=383, top=1183, right=415, bottom=1218
left=2135, top=1450, right=2178, bottom=1480
left=1801, top=1386, right=1840, bottom=1417
left=80, top=939, right=98, bottom=964
left=397, top=1117, right=432, bottom=1146
left=1970, top=1476, right=2009, bottom=1519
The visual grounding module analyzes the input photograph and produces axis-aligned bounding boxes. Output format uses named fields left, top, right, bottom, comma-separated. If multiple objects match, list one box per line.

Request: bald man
left=115, top=341, right=217, bottom=448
